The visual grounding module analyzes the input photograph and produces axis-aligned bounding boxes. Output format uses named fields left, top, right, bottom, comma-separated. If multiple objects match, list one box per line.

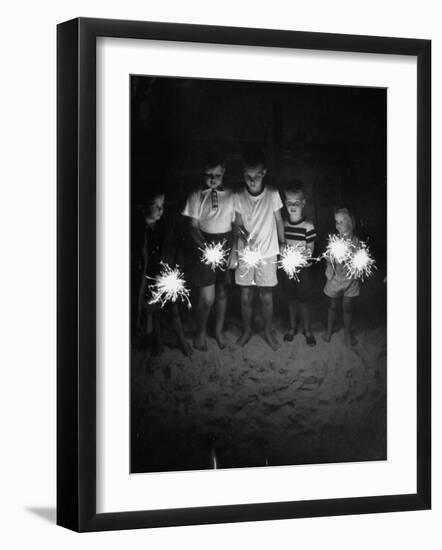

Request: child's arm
left=305, top=223, right=317, bottom=263
left=304, top=241, right=315, bottom=268
left=233, top=212, right=249, bottom=243
left=227, top=212, right=244, bottom=269
left=188, top=217, right=207, bottom=248
left=274, top=209, right=285, bottom=252
left=324, top=252, right=334, bottom=280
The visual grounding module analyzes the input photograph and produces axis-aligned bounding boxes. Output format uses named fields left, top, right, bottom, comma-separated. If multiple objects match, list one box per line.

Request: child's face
left=284, top=190, right=305, bottom=220
left=204, top=165, right=225, bottom=189
left=146, top=194, right=165, bottom=223
left=335, top=212, right=352, bottom=235
left=243, top=164, right=266, bottom=194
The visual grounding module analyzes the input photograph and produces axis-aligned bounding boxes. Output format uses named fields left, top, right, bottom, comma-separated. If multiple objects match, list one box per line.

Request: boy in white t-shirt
left=182, top=152, right=236, bottom=351
left=232, top=146, right=285, bottom=351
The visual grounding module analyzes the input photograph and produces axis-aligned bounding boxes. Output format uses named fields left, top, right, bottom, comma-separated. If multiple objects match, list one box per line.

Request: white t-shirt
left=234, top=186, right=283, bottom=258
left=182, top=187, right=235, bottom=234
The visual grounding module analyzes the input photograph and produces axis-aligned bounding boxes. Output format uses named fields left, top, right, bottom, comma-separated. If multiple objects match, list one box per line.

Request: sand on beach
left=130, top=315, right=386, bottom=473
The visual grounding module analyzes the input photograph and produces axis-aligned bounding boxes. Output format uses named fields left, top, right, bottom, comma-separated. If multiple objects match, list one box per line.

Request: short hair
left=334, top=206, right=356, bottom=233
left=282, top=180, right=305, bottom=199
left=242, top=145, right=266, bottom=169
left=136, top=187, right=165, bottom=216
left=144, top=187, right=165, bottom=204
left=202, top=150, right=226, bottom=169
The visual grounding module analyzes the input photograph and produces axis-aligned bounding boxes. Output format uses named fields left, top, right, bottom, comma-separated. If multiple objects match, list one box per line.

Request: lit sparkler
left=239, top=246, right=263, bottom=269
left=344, top=243, right=376, bottom=280
left=147, top=263, right=191, bottom=308
left=199, top=241, right=229, bottom=271
left=279, top=243, right=311, bottom=281
left=323, top=234, right=354, bottom=264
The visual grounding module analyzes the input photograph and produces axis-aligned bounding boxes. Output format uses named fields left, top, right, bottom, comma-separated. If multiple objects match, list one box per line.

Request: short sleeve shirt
left=182, top=187, right=235, bottom=234
left=234, top=186, right=283, bottom=258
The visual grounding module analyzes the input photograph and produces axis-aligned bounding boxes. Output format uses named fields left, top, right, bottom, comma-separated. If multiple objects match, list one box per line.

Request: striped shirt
left=284, top=218, right=317, bottom=246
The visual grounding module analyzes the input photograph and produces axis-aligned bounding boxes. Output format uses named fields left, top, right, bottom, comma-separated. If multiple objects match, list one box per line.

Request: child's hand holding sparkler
left=322, top=235, right=376, bottom=281
left=147, top=262, right=191, bottom=309
left=199, top=241, right=229, bottom=271
left=279, top=243, right=311, bottom=281
left=323, top=234, right=354, bottom=265
left=227, top=249, right=239, bottom=270
left=239, top=243, right=263, bottom=270
left=344, top=242, right=376, bottom=280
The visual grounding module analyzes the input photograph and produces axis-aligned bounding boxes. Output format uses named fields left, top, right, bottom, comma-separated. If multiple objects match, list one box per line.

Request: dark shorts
left=281, top=266, right=313, bottom=303
left=188, top=231, right=232, bottom=288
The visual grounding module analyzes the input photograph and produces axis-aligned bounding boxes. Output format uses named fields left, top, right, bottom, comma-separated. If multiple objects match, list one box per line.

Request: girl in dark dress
left=134, top=192, right=192, bottom=356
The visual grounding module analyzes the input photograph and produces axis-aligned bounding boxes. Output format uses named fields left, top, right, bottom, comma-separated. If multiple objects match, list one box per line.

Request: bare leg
left=343, top=296, right=357, bottom=346
left=300, top=301, right=316, bottom=346
left=146, top=312, right=153, bottom=334
left=260, top=287, right=280, bottom=351
left=214, top=283, right=227, bottom=349
left=171, top=303, right=192, bottom=356
left=151, top=311, right=164, bottom=356
left=194, top=285, right=215, bottom=351
left=323, top=297, right=340, bottom=342
left=284, top=300, right=297, bottom=341
left=237, top=286, right=253, bottom=346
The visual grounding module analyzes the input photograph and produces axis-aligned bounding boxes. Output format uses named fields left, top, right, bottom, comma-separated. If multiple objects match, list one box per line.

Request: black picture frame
left=57, top=17, right=431, bottom=532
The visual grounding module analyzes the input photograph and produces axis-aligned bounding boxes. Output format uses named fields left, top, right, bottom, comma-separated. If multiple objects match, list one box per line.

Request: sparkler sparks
left=147, top=263, right=191, bottom=308
left=239, top=246, right=263, bottom=269
left=344, top=244, right=376, bottom=280
left=199, top=241, right=229, bottom=271
left=323, top=234, right=354, bottom=264
left=279, top=243, right=311, bottom=280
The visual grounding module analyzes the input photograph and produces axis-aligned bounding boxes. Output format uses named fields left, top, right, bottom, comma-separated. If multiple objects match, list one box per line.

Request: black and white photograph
left=130, top=75, right=387, bottom=474
left=0, top=0, right=435, bottom=542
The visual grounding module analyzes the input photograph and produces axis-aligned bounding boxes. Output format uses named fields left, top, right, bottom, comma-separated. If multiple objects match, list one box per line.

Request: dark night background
left=130, top=75, right=387, bottom=474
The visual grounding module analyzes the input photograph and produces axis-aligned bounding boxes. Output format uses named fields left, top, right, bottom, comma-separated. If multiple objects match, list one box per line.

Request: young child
left=135, top=191, right=192, bottom=356
left=281, top=182, right=317, bottom=346
left=182, top=152, right=236, bottom=351
left=323, top=207, right=360, bottom=347
left=233, top=146, right=285, bottom=351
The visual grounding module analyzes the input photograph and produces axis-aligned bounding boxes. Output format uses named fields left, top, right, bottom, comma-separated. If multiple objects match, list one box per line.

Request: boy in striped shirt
left=281, top=182, right=317, bottom=346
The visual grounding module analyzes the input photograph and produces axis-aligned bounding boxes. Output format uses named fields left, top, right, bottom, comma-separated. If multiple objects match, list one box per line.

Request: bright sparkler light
left=199, top=241, right=228, bottom=271
left=239, top=246, right=263, bottom=269
left=147, top=263, right=191, bottom=308
left=344, top=244, right=376, bottom=280
left=279, top=243, right=311, bottom=280
left=324, top=234, right=354, bottom=264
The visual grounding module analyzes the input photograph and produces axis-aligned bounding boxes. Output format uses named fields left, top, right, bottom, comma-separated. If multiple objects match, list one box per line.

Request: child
left=323, top=207, right=360, bottom=347
left=281, top=182, right=317, bottom=346
left=182, top=152, right=236, bottom=351
left=135, top=191, right=192, bottom=356
left=233, top=146, right=285, bottom=351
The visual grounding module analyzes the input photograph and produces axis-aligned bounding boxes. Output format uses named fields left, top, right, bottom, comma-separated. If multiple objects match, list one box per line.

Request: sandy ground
left=131, top=315, right=386, bottom=473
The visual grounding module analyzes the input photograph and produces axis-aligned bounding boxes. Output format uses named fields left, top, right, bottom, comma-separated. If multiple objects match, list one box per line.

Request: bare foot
left=322, top=333, right=332, bottom=343
left=283, top=328, right=297, bottom=342
left=180, top=340, right=193, bottom=357
left=214, top=330, right=226, bottom=350
left=344, top=333, right=358, bottom=347
left=264, top=331, right=281, bottom=351
left=237, top=330, right=253, bottom=347
left=303, top=330, right=317, bottom=347
left=193, top=333, right=208, bottom=351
